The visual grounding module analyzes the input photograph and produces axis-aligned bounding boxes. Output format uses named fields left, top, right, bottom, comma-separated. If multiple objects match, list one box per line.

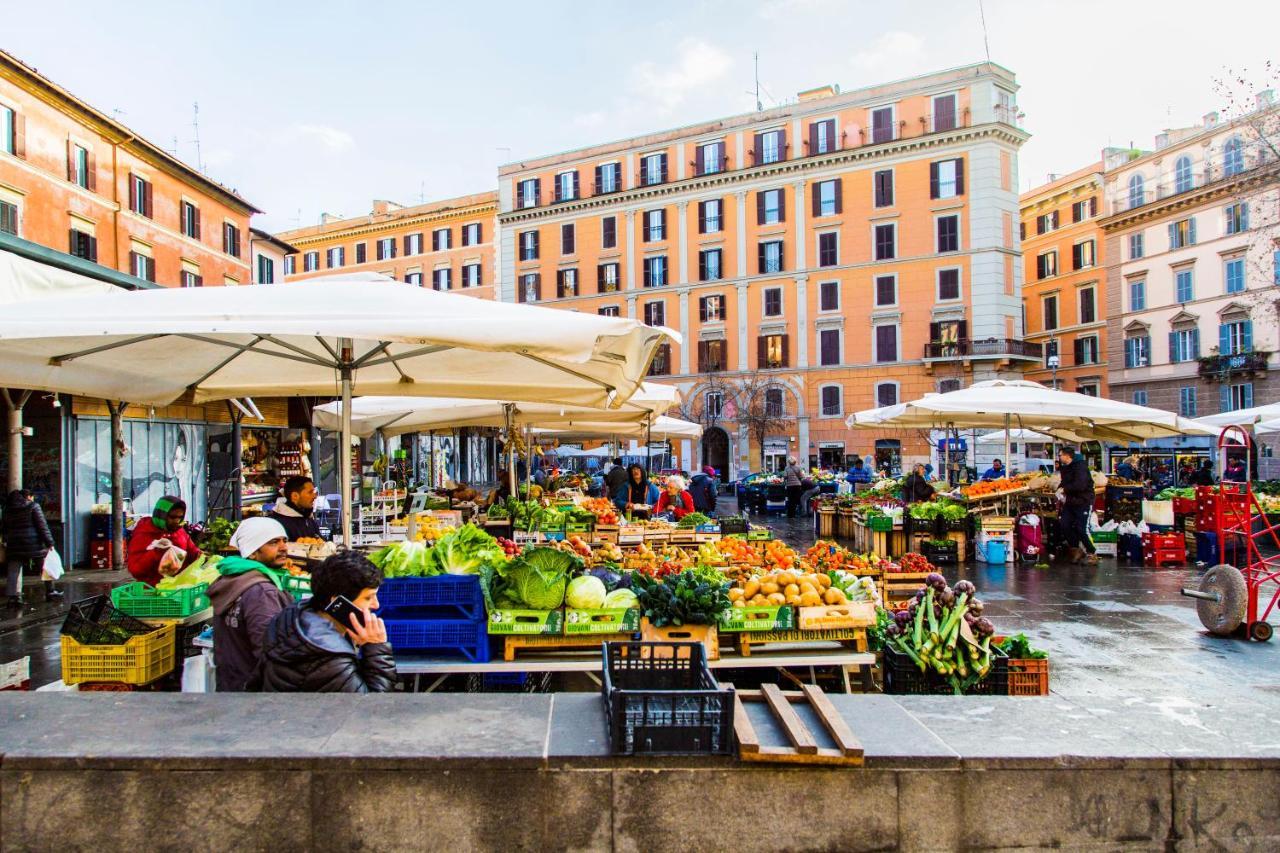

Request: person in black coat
left=268, top=476, right=323, bottom=541
left=1057, top=447, right=1098, bottom=564
left=255, top=551, right=397, bottom=693
left=902, top=463, right=935, bottom=504
left=2, top=490, right=59, bottom=609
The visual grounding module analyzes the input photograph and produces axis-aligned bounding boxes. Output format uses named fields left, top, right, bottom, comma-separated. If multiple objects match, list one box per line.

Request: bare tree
left=678, top=372, right=727, bottom=432
left=733, top=371, right=795, bottom=469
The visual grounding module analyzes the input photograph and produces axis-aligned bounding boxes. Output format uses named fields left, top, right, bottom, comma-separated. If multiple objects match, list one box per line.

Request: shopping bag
left=42, top=548, right=65, bottom=581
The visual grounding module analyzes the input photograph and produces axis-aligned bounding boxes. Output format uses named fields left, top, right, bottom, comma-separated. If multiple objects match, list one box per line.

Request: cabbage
left=502, top=547, right=578, bottom=609
left=566, top=575, right=607, bottom=609
left=603, top=588, right=638, bottom=610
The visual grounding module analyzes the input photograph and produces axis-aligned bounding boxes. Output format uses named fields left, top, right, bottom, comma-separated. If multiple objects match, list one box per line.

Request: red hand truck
left=1180, top=427, right=1278, bottom=642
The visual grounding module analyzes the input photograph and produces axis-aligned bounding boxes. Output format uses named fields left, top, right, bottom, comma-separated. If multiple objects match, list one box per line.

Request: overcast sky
left=7, top=0, right=1277, bottom=230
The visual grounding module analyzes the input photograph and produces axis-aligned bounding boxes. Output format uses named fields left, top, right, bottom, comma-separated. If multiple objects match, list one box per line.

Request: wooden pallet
left=728, top=683, right=864, bottom=766
left=734, top=627, right=867, bottom=656
left=502, top=632, right=635, bottom=661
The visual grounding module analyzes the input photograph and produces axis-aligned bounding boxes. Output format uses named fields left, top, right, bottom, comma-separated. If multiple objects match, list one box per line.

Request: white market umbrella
left=0, top=247, right=123, bottom=305
left=975, top=428, right=1057, bottom=444
left=1256, top=418, right=1280, bottom=436
left=0, top=268, right=677, bottom=541
left=1196, top=404, right=1280, bottom=430
left=536, top=415, right=704, bottom=441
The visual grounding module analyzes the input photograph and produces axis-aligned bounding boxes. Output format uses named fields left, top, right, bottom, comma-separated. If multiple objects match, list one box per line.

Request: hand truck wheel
left=1180, top=564, right=1247, bottom=636
left=1249, top=621, right=1273, bottom=642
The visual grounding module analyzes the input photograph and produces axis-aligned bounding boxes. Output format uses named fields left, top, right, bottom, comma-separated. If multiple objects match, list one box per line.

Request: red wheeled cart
left=1180, top=427, right=1279, bottom=642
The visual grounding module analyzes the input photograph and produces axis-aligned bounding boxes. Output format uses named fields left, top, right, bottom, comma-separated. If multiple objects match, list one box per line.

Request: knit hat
left=702, top=465, right=716, bottom=477
left=229, top=516, right=288, bottom=559
left=151, top=496, right=187, bottom=531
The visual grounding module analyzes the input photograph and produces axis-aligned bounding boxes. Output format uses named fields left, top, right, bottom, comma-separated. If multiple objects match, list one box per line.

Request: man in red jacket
left=126, top=496, right=201, bottom=586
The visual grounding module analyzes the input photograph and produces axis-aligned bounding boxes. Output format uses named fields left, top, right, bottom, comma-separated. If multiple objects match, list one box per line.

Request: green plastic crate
left=564, top=607, right=640, bottom=635
left=719, top=605, right=794, bottom=633
left=110, top=582, right=210, bottom=619
left=867, top=515, right=895, bottom=532
left=1090, top=530, right=1118, bottom=543
left=280, top=574, right=311, bottom=601
left=746, top=528, right=772, bottom=541
left=487, top=608, right=564, bottom=635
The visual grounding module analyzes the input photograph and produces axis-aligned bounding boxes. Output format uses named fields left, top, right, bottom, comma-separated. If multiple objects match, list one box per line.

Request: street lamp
left=1046, top=340, right=1060, bottom=389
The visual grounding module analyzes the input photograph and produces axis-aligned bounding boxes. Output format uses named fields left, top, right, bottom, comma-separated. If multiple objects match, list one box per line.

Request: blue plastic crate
left=377, top=576, right=484, bottom=619
left=382, top=617, right=491, bottom=662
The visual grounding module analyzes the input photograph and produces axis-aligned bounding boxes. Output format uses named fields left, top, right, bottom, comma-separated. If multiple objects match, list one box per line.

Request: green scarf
left=151, top=496, right=184, bottom=532
left=216, top=555, right=287, bottom=592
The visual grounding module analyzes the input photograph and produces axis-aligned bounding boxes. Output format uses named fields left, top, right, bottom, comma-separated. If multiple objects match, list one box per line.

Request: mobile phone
left=323, top=595, right=365, bottom=629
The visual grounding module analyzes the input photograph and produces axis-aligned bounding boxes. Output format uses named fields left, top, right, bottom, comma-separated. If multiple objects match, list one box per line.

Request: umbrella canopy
left=1195, top=404, right=1280, bottom=430
left=1256, top=418, right=1280, bottom=436
left=311, top=383, right=680, bottom=439
left=0, top=248, right=122, bottom=305
left=536, top=415, right=704, bottom=441
left=848, top=379, right=1213, bottom=443
left=975, top=429, right=1057, bottom=444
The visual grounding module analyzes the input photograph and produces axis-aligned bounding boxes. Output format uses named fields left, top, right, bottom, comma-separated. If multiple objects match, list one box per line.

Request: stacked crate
left=377, top=576, right=490, bottom=662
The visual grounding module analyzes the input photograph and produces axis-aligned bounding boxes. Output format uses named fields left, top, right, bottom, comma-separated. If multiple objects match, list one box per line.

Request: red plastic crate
left=1144, top=549, right=1185, bottom=567
left=1142, top=532, right=1183, bottom=550
left=88, top=540, right=111, bottom=570
left=1172, top=497, right=1197, bottom=516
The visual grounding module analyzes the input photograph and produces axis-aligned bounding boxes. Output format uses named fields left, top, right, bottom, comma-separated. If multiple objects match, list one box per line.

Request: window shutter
left=833, top=178, right=843, bottom=214
left=532, top=231, right=539, bottom=258
left=698, top=252, right=707, bottom=282
left=86, top=149, right=97, bottom=191
left=1168, top=222, right=1176, bottom=247
left=572, top=171, right=580, bottom=198
left=1168, top=332, right=1178, bottom=362
left=128, top=175, right=137, bottom=212
left=1191, top=328, right=1200, bottom=358
left=66, top=139, right=75, bottom=181
left=1243, top=320, right=1253, bottom=352
left=1221, top=386, right=1230, bottom=413
left=757, top=242, right=766, bottom=274
left=697, top=340, right=708, bottom=371
left=88, top=236, right=98, bottom=263
left=958, top=320, right=968, bottom=340
left=698, top=296, right=708, bottom=322
left=556, top=269, right=564, bottom=295
left=1245, top=384, right=1254, bottom=408
left=811, top=185, right=821, bottom=218
left=143, top=181, right=153, bottom=218
left=1242, top=205, right=1250, bottom=230
left=778, top=242, right=785, bottom=271
left=405, top=235, right=413, bottom=255
left=193, top=207, right=201, bottom=239
left=756, top=192, right=765, bottom=225
left=1188, top=217, right=1197, bottom=244
left=955, top=158, right=965, bottom=195
left=808, top=122, right=817, bottom=154
left=757, top=336, right=767, bottom=368
left=532, top=178, right=541, bottom=205
left=1073, top=338, right=1084, bottom=365
left=659, top=209, right=666, bottom=237
left=1089, top=197, right=1097, bottom=217
left=929, top=162, right=940, bottom=199
left=929, top=321, right=941, bottom=343
left=68, top=229, right=77, bottom=254
left=1219, top=324, right=1231, bottom=355
left=697, top=201, right=706, bottom=234
left=643, top=258, right=651, bottom=286
left=13, top=112, right=25, bottom=158
left=753, top=133, right=763, bottom=163
left=780, top=334, right=790, bottom=368
left=597, top=264, right=605, bottom=292
left=778, top=188, right=786, bottom=222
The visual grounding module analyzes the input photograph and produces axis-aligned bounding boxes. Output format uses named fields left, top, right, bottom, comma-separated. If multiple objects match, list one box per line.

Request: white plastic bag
left=42, top=549, right=64, bottom=581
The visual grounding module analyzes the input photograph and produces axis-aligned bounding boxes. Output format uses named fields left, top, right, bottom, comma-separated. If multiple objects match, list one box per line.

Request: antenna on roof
left=754, top=52, right=763, bottom=111
left=192, top=102, right=204, bottom=173
left=977, top=0, right=992, bottom=62
left=419, top=180, right=427, bottom=204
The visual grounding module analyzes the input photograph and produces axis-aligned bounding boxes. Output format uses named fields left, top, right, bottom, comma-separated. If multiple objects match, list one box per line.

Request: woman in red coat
left=126, top=496, right=201, bottom=586
left=653, top=475, right=696, bottom=521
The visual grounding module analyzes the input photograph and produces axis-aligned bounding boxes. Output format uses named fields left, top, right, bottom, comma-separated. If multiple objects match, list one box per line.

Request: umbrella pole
left=504, top=406, right=516, bottom=498
left=524, top=423, right=532, bottom=494
left=108, top=401, right=126, bottom=571
left=339, top=340, right=354, bottom=547
left=646, top=415, right=653, bottom=471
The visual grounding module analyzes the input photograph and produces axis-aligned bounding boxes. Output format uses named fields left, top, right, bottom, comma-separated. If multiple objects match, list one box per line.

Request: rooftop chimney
left=1203, top=111, right=1219, bottom=128
left=798, top=85, right=837, bottom=102
left=1155, top=132, right=1169, bottom=150
left=1257, top=89, right=1276, bottom=110
left=371, top=200, right=403, bottom=216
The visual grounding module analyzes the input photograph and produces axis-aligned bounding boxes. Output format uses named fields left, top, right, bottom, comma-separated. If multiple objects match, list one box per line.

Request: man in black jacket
left=256, top=551, right=397, bottom=693
left=269, top=476, right=323, bottom=541
left=1057, top=446, right=1098, bottom=565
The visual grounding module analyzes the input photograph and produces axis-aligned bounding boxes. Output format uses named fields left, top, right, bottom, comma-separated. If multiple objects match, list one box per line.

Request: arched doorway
left=702, top=427, right=730, bottom=482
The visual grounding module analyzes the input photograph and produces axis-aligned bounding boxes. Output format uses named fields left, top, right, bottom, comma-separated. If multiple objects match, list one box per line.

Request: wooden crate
left=502, top=632, right=635, bottom=661
left=797, top=602, right=876, bottom=630
left=730, top=683, right=864, bottom=766
left=734, top=627, right=867, bottom=656
left=880, top=571, right=931, bottom=611
left=640, top=619, right=719, bottom=660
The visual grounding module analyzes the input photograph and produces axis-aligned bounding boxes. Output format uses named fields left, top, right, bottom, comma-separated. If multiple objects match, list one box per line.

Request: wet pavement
left=1, top=569, right=125, bottom=687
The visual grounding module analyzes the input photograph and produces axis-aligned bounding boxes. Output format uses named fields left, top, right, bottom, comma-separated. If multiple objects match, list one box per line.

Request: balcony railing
left=924, top=338, right=1044, bottom=360
left=1198, top=351, right=1270, bottom=380
left=1110, top=148, right=1278, bottom=213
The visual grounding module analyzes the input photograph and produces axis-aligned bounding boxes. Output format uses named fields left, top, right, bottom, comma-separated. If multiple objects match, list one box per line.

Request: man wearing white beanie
left=208, top=516, right=293, bottom=691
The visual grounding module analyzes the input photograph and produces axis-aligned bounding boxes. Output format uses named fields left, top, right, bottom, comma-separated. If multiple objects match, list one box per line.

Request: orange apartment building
left=497, top=63, right=1034, bottom=478
left=1018, top=164, right=1107, bottom=396
left=276, top=192, right=498, bottom=298
left=0, top=49, right=259, bottom=286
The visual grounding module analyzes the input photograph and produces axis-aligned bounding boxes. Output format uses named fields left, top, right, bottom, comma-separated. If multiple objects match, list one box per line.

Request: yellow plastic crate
left=60, top=623, right=176, bottom=686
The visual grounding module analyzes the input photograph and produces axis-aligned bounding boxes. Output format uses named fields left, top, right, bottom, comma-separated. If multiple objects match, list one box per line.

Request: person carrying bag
left=2, top=489, right=61, bottom=609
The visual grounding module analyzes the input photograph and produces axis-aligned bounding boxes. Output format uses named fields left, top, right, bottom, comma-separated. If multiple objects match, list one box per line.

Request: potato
left=776, top=571, right=796, bottom=586
left=760, top=581, right=780, bottom=596
left=784, top=583, right=800, bottom=598
left=743, top=580, right=761, bottom=599
left=751, top=594, right=768, bottom=606
left=732, top=598, right=746, bottom=608
left=824, top=587, right=846, bottom=605
left=767, top=592, right=786, bottom=606
left=785, top=594, right=801, bottom=605
left=728, top=587, right=745, bottom=601
left=799, top=591, right=822, bottom=607
left=816, top=574, right=832, bottom=588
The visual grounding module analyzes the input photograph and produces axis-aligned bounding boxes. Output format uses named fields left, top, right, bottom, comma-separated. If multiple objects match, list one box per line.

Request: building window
left=645, top=209, right=666, bottom=242
left=641, top=152, right=667, bottom=186
left=1079, top=287, right=1096, bottom=324
left=1019, top=221, right=1026, bottom=241
left=819, top=280, right=839, bottom=311
left=598, top=262, right=620, bottom=292
left=758, top=240, right=784, bottom=274
left=1129, top=279, right=1146, bottom=311
left=462, top=263, right=482, bottom=287
left=68, top=228, right=96, bottom=261
left=598, top=305, right=620, bottom=317
left=819, top=328, right=841, bottom=366
left=1174, top=155, right=1194, bottom=194
left=758, top=189, right=784, bottom=225
left=557, top=268, right=578, bottom=298
left=1169, top=217, right=1196, bottom=249
left=875, top=274, right=896, bottom=307
left=818, top=232, right=838, bottom=267
left=648, top=344, right=671, bottom=377
left=643, top=256, right=668, bottom=287
left=519, top=273, right=541, bottom=303
left=1175, top=268, right=1194, bottom=303
left=180, top=269, right=202, bottom=288
left=763, top=287, right=783, bottom=317
left=602, top=216, right=617, bottom=249
left=698, top=199, right=723, bottom=234
left=1072, top=239, right=1095, bottom=270
left=556, top=170, right=578, bottom=202
left=1180, top=386, right=1198, bottom=417
left=874, top=223, right=896, bottom=260
left=561, top=223, right=575, bottom=255
left=870, top=106, right=894, bottom=144
left=874, top=324, right=898, bottom=363
left=520, top=230, right=539, bottom=261
left=1225, top=257, right=1245, bottom=294
left=129, top=174, right=152, bottom=217
left=699, top=294, right=726, bottom=323
left=0, top=104, right=16, bottom=155
left=355, top=243, right=367, bottom=264
left=405, top=272, right=423, bottom=286
left=0, top=200, right=18, bottom=236
left=595, top=162, right=621, bottom=194
left=1072, top=197, right=1097, bottom=222
left=1074, top=335, right=1100, bottom=365
left=930, top=158, right=964, bottom=199
left=811, top=118, right=837, bottom=154
left=874, top=169, right=894, bottom=207
left=815, top=179, right=840, bottom=217
left=820, top=385, right=842, bottom=416
left=326, top=246, right=344, bottom=269
left=433, top=268, right=451, bottom=290
left=376, top=237, right=396, bottom=261
left=698, top=339, right=727, bottom=372
left=222, top=223, right=241, bottom=258
left=1128, top=174, right=1145, bottom=209
left=461, top=222, right=482, bottom=246
left=1036, top=251, right=1057, bottom=280
left=1169, top=327, right=1200, bottom=363
left=426, top=230, right=444, bottom=252
left=938, top=378, right=962, bottom=393
left=764, top=388, right=785, bottom=416
left=643, top=300, right=665, bottom=327
left=518, top=178, right=539, bottom=209
left=1275, top=250, right=1280, bottom=285
left=932, top=93, right=957, bottom=132
left=1222, top=136, right=1244, bottom=177
left=761, top=335, right=788, bottom=370
left=875, top=382, right=898, bottom=407
left=1225, top=202, right=1249, bottom=235
left=1133, top=390, right=1148, bottom=406
left=938, top=268, right=961, bottom=301
left=699, top=248, right=723, bottom=282
left=303, top=251, right=319, bottom=272
left=756, top=129, right=785, bottom=164
left=1220, top=319, right=1252, bottom=355
left=1036, top=210, right=1059, bottom=235
left=180, top=201, right=199, bottom=239
left=705, top=391, right=723, bottom=418
left=1124, top=335, right=1150, bottom=368
left=1225, top=382, right=1254, bottom=412
left=697, top=140, right=725, bottom=175
left=1129, top=233, right=1144, bottom=260
left=1043, top=295, right=1059, bottom=330
left=936, top=215, right=959, bottom=253
left=1078, top=383, right=1099, bottom=397
left=129, top=251, right=156, bottom=282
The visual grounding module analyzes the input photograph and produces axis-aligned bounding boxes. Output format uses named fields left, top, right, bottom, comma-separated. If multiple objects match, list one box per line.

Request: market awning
left=535, top=415, right=704, bottom=441
left=1195, top=404, right=1280, bottom=430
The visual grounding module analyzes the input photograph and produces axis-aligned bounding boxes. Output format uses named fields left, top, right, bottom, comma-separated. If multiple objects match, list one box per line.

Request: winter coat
left=208, top=557, right=294, bottom=692
left=604, top=465, right=629, bottom=497
left=1059, top=456, right=1095, bottom=507
left=902, top=473, right=935, bottom=504
left=268, top=502, right=322, bottom=541
left=655, top=490, right=696, bottom=520
left=256, top=603, right=397, bottom=693
left=980, top=466, right=1006, bottom=481
left=846, top=467, right=873, bottom=485
left=1, top=494, right=55, bottom=562
left=783, top=464, right=804, bottom=488
left=125, top=517, right=201, bottom=587
left=613, top=480, right=659, bottom=511
left=689, top=473, right=718, bottom=513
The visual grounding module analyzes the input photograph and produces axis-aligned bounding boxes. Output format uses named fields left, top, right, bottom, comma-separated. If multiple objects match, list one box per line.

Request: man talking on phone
left=255, top=551, right=397, bottom=693
left=208, top=516, right=293, bottom=692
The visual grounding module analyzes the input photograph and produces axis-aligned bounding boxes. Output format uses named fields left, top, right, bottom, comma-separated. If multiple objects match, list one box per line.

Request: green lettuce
left=426, top=524, right=506, bottom=575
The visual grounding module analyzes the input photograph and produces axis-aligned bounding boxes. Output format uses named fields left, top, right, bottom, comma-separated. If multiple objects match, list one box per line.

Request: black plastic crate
left=60, top=595, right=156, bottom=646
left=602, top=641, right=735, bottom=756
left=922, top=542, right=958, bottom=565
left=717, top=517, right=748, bottom=535
left=882, top=643, right=1008, bottom=696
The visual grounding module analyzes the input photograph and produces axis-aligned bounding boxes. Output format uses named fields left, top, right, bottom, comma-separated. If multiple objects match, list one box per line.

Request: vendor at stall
left=845, top=459, right=873, bottom=487
left=208, top=516, right=292, bottom=692
left=1057, top=446, right=1098, bottom=565
left=1190, top=460, right=1216, bottom=486
left=1115, top=455, right=1141, bottom=481
left=980, top=459, right=1005, bottom=481
left=613, top=463, right=659, bottom=512
left=1223, top=457, right=1247, bottom=483
left=654, top=475, right=696, bottom=520
left=269, top=476, right=322, bottom=541
left=125, top=496, right=202, bottom=587
left=902, top=462, right=935, bottom=504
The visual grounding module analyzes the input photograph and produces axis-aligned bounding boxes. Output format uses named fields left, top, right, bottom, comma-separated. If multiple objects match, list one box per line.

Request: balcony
left=923, top=337, right=1044, bottom=369
left=1198, top=351, right=1270, bottom=381
left=1110, top=149, right=1278, bottom=214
